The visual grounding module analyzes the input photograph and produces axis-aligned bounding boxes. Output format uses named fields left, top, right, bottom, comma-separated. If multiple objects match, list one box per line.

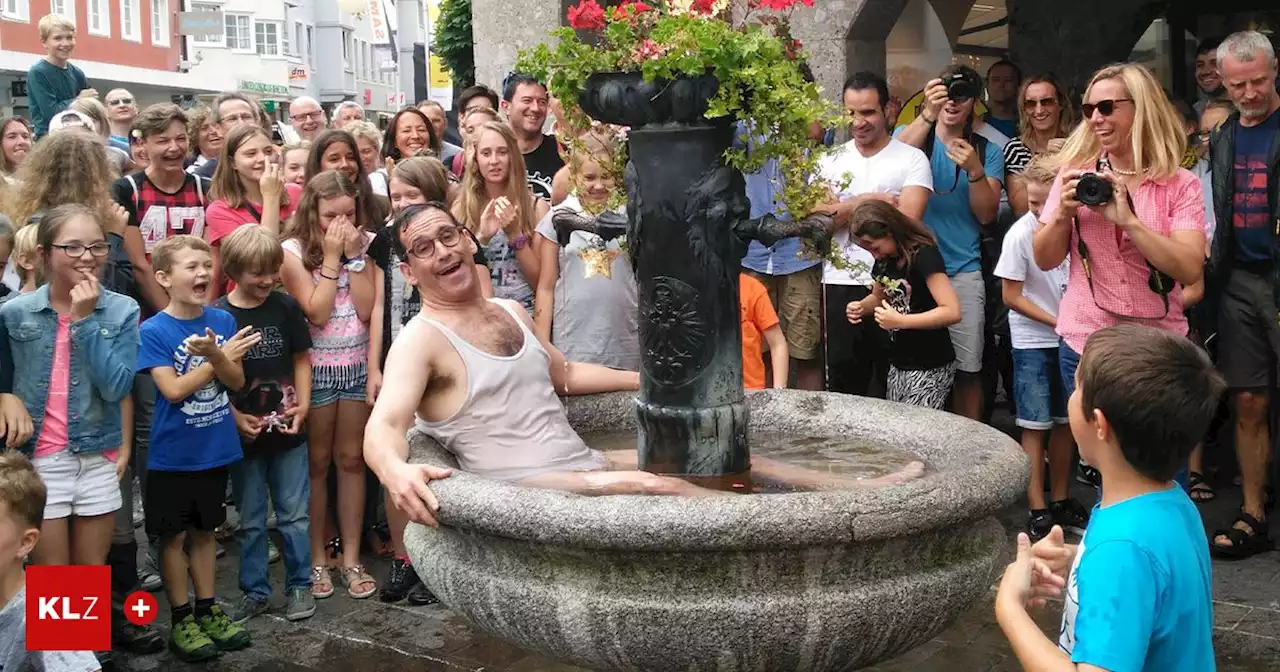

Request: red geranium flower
left=690, top=0, right=718, bottom=12
left=612, top=1, right=653, bottom=20
left=568, top=0, right=606, bottom=30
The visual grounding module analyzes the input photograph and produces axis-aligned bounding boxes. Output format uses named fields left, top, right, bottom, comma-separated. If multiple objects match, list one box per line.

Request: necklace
left=1111, top=165, right=1138, bottom=176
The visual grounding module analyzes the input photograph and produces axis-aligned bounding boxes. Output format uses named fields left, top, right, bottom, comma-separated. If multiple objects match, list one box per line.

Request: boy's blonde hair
left=38, top=14, right=75, bottom=42
left=220, top=225, right=284, bottom=280
left=151, top=234, right=211, bottom=274
left=13, top=224, right=42, bottom=286
left=1021, top=156, right=1058, bottom=187
left=0, top=451, right=46, bottom=530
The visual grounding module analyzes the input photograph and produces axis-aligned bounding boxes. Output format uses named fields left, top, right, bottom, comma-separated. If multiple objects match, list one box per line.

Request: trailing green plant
left=516, top=0, right=842, bottom=222
left=434, top=0, right=475, bottom=88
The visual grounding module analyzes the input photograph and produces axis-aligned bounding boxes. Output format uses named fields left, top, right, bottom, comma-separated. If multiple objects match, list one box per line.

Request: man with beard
left=501, top=75, right=563, bottom=200
left=288, top=96, right=326, bottom=143
left=818, top=71, right=932, bottom=396
left=1204, top=30, right=1280, bottom=559
left=895, top=65, right=1004, bottom=423
left=1194, top=36, right=1228, bottom=114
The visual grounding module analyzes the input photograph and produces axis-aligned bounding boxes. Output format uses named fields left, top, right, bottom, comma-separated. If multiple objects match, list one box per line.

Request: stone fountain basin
left=405, top=389, right=1028, bottom=671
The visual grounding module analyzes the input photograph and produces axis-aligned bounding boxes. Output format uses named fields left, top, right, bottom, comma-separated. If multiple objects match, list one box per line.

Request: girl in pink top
left=207, top=125, right=304, bottom=294
left=279, top=171, right=377, bottom=600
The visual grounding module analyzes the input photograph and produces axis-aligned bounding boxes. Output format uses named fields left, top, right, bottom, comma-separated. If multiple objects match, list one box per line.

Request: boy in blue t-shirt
left=27, top=14, right=94, bottom=138
left=137, top=235, right=259, bottom=662
left=996, top=323, right=1222, bottom=672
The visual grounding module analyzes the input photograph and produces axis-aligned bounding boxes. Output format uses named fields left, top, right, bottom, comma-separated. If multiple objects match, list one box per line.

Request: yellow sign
left=426, top=0, right=453, bottom=110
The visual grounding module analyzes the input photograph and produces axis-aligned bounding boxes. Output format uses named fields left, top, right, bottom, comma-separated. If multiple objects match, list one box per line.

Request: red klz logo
left=25, top=565, right=111, bottom=651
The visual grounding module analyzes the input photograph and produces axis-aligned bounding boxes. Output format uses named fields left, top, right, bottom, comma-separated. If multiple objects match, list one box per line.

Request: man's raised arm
left=364, top=319, right=454, bottom=527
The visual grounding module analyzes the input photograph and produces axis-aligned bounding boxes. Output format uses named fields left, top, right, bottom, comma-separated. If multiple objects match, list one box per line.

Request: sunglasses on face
left=1023, top=97, right=1058, bottom=110
left=107, top=97, right=134, bottom=106
left=1082, top=98, right=1134, bottom=118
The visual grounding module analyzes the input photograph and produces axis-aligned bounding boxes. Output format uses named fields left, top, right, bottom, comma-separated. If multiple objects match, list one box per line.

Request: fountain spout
left=551, top=209, right=628, bottom=246
left=733, top=212, right=833, bottom=253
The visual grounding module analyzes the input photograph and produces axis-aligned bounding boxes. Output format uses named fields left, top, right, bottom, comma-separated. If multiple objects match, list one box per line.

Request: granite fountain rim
left=407, top=388, right=1028, bottom=552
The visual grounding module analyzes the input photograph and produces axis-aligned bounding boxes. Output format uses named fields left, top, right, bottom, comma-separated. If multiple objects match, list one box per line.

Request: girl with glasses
left=0, top=204, right=140, bottom=578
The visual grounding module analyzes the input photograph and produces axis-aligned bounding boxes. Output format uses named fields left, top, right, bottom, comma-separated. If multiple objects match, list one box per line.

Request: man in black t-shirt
left=502, top=75, right=563, bottom=200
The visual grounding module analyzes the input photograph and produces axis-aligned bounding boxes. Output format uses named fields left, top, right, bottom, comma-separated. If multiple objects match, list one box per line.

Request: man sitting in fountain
left=365, top=203, right=922, bottom=528
left=364, top=203, right=727, bottom=526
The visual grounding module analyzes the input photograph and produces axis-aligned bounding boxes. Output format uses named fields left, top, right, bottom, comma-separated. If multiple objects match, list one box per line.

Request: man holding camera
left=895, top=65, right=1004, bottom=421
left=1204, top=30, right=1280, bottom=559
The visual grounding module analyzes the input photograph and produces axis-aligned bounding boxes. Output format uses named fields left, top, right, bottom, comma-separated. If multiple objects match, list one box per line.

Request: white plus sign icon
left=123, top=590, right=158, bottom=625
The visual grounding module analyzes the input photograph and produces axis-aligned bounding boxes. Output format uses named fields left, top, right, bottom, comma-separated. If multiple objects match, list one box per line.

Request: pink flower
left=635, top=39, right=665, bottom=61
left=567, top=0, right=606, bottom=30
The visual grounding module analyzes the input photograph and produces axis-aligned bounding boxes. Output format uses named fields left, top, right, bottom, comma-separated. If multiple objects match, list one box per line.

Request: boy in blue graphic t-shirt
left=996, top=323, right=1220, bottom=672
left=136, top=235, right=258, bottom=662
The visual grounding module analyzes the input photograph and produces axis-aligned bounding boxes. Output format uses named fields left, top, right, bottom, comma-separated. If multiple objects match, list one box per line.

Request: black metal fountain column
left=557, top=72, right=829, bottom=485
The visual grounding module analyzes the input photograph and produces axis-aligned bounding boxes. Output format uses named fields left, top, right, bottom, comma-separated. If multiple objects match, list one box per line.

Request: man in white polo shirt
left=818, top=72, right=933, bottom=396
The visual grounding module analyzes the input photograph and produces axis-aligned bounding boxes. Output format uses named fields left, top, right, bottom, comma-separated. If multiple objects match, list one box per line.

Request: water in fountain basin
left=580, top=431, right=929, bottom=493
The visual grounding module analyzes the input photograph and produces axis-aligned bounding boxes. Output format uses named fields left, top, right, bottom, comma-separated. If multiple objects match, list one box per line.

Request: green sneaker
left=169, top=614, right=219, bottom=662
left=197, top=603, right=252, bottom=651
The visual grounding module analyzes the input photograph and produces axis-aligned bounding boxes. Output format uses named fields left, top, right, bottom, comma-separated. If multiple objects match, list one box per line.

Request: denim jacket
left=0, top=285, right=140, bottom=455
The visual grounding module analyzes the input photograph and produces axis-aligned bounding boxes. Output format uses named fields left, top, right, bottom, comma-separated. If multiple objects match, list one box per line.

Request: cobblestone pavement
left=109, top=406, right=1280, bottom=671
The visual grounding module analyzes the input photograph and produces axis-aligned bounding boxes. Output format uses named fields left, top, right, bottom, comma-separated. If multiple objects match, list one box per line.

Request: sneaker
left=224, top=594, right=269, bottom=625
left=197, top=603, right=252, bottom=651
left=1027, top=509, right=1053, bottom=543
left=285, top=587, right=316, bottom=621
left=379, top=557, right=420, bottom=603
left=169, top=614, right=219, bottom=662
left=215, top=542, right=227, bottom=559
left=268, top=539, right=281, bottom=564
left=1076, top=463, right=1101, bottom=487
left=113, top=619, right=165, bottom=654
left=1050, top=498, right=1091, bottom=536
left=138, top=548, right=163, bottom=592
left=406, top=582, right=440, bottom=606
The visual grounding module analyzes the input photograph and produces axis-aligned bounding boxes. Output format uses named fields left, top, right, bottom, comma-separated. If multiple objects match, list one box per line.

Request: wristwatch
left=510, top=234, right=530, bottom=250
left=344, top=258, right=367, bottom=273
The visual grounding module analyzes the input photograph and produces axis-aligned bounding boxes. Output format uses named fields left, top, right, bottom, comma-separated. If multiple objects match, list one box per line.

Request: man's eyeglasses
left=53, top=242, right=111, bottom=258
left=291, top=110, right=324, bottom=122
left=106, top=97, right=134, bottom=107
left=1081, top=99, right=1134, bottom=118
left=220, top=113, right=257, bottom=125
left=406, top=225, right=472, bottom=259
left=1023, top=97, right=1057, bottom=110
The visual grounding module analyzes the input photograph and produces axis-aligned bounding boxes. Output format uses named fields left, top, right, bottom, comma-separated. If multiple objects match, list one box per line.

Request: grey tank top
left=414, top=300, right=605, bottom=481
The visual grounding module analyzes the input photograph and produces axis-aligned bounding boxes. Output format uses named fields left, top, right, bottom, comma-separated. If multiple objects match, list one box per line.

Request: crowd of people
left=0, top=8, right=1275, bottom=672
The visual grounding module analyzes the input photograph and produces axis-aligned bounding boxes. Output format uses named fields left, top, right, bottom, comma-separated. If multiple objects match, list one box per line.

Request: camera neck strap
left=1072, top=212, right=1171, bottom=320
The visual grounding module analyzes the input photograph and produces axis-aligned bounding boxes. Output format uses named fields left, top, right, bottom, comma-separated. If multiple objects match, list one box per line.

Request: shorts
left=1011, top=347, right=1068, bottom=430
left=1217, top=268, right=1280, bottom=390
left=31, top=450, right=122, bottom=519
left=312, top=380, right=367, bottom=407
left=145, top=467, right=229, bottom=538
left=1059, top=341, right=1081, bottom=400
left=747, top=266, right=822, bottom=360
left=887, top=363, right=956, bottom=410
left=948, top=270, right=985, bottom=374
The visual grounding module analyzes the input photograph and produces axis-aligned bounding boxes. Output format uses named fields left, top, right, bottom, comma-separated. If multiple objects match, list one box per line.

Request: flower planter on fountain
left=404, top=1, right=1027, bottom=669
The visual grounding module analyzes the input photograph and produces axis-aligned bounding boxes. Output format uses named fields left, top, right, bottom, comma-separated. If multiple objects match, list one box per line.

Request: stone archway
left=1008, top=0, right=1165, bottom=90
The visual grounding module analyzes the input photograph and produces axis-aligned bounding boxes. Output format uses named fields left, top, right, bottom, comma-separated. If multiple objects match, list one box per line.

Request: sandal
left=368, top=522, right=394, bottom=558
left=341, top=565, right=378, bottom=599
left=1188, top=472, right=1216, bottom=503
left=1210, top=511, right=1273, bottom=559
left=311, top=566, right=335, bottom=599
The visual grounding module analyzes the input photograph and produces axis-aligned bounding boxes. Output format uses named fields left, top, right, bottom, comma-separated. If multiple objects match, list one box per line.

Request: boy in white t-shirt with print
left=994, top=156, right=1088, bottom=542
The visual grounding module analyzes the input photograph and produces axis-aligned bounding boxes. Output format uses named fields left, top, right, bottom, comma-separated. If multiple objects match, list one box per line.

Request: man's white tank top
left=413, top=300, right=605, bottom=481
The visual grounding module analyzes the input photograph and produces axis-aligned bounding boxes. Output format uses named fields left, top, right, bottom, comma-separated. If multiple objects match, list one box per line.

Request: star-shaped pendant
left=580, top=248, right=619, bottom=279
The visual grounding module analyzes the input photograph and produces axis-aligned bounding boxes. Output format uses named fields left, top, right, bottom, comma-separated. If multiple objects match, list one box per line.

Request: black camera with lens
left=941, top=73, right=978, bottom=101
left=1076, top=173, right=1114, bottom=206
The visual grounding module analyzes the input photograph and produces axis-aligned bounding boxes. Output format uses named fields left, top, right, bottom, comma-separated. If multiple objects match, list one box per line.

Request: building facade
left=286, top=0, right=402, bottom=125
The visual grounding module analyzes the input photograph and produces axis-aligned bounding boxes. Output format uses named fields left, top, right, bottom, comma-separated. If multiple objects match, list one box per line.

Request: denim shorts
left=311, top=380, right=367, bottom=407
left=1011, top=346, right=1068, bottom=430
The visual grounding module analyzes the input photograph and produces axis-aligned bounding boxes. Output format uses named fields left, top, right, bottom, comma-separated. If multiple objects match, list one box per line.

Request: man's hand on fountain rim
left=387, top=461, right=456, bottom=528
